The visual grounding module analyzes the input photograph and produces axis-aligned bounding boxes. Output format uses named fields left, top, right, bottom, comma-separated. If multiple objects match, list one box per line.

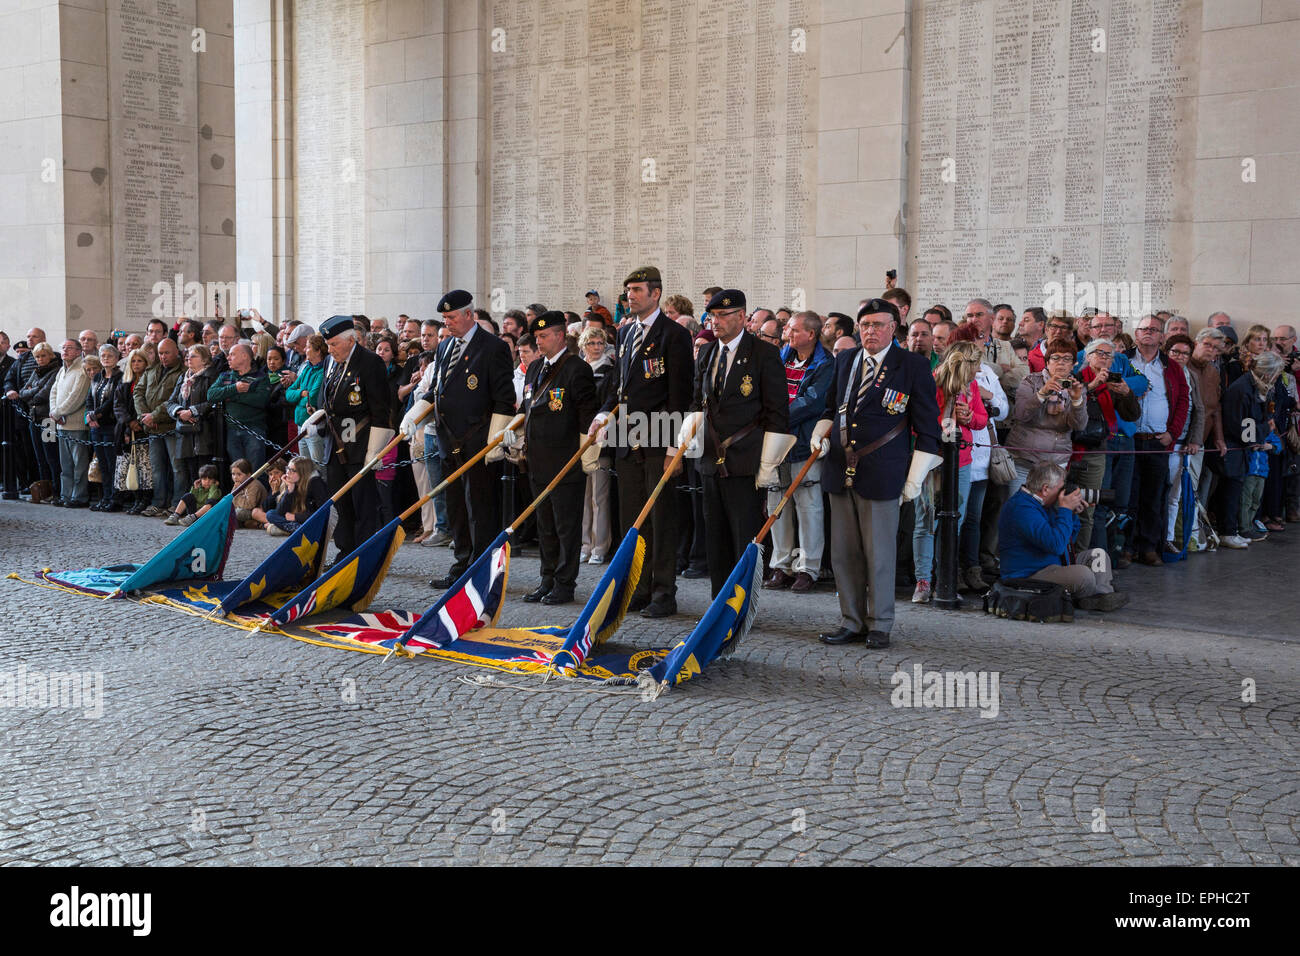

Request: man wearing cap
left=401, top=290, right=515, bottom=588
left=811, top=298, right=942, bottom=649
left=511, top=311, right=599, bottom=606
left=588, top=266, right=694, bottom=618
left=318, top=314, right=394, bottom=558
left=684, top=290, right=791, bottom=598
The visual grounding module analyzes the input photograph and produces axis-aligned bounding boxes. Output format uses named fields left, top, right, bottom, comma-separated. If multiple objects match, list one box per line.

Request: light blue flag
left=114, top=495, right=236, bottom=595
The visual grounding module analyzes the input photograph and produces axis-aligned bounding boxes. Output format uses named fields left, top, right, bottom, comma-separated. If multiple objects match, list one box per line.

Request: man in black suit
left=688, top=290, right=791, bottom=597
left=513, top=311, right=598, bottom=606
left=588, top=266, right=694, bottom=618
left=402, top=289, right=515, bottom=588
left=812, top=298, right=942, bottom=649
left=319, top=314, right=394, bottom=558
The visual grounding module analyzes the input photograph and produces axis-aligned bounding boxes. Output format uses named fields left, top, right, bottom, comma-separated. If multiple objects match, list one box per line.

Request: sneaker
left=911, top=580, right=932, bottom=604
left=1241, top=528, right=1268, bottom=542
left=241, top=518, right=264, bottom=529
left=1219, top=534, right=1250, bottom=549
left=580, top=551, right=591, bottom=563
left=588, top=554, right=605, bottom=565
left=1253, top=518, right=1268, bottom=534
left=428, top=531, right=453, bottom=547
left=163, top=513, right=180, bottom=525
left=140, top=505, right=164, bottom=517
left=266, top=525, right=288, bottom=537
left=179, top=515, right=196, bottom=527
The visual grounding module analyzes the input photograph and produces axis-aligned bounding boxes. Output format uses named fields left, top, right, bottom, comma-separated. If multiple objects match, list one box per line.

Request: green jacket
left=133, top=361, right=183, bottom=434
left=208, top=369, right=272, bottom=431
left=288, top=360, right=325, bottom=426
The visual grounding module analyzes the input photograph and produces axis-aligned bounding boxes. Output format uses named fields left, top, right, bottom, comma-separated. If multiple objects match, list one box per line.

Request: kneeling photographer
left=1068, top=338, right=1138, bottom=549
left=998, top=462, right=1129, bottom=611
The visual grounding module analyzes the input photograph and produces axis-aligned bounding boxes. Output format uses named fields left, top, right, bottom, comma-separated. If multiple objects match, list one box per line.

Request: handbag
left=125, top=458, right=140, bottom=491
left=1071, top=395, right=1108, bottom=449
left=988, top=441, right=1017, bottom=485
left=88, top=456, right=102, bottom=484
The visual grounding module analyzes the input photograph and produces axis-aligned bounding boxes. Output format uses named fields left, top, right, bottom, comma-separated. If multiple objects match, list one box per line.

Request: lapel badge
left=739, top=374, right=753, bottom=397
left=467, top=373, right=479, bottom=390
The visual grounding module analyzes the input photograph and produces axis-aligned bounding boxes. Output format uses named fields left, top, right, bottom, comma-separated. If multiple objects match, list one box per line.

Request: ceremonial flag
left=647, top=540, right=761, bottom=688
left=266, top=517, right=405, bottom=627
left=113, top=495, right=236, bottom=595
left=216, top=502, right=333, bottom=615
left=392, top=530, right=511, bottom=652
left=547, top=526, right=645, bottom=675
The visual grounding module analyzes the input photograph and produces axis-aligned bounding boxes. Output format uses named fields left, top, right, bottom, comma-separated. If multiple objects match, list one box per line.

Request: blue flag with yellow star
left=216, top=502, right=333, bottom=616
left=647, top=540, right=761, bottom=688
left=266, top=517, right=406, bottom=627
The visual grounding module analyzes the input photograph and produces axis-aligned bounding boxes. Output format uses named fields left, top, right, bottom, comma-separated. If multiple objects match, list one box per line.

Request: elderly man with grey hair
left=964, top=297, right=1027, bottom=396
left=208, top=340, right=272, bottom=470
left=997, top=461, right=1127, bottom=611
left=284, top=322, right=315, bottom=370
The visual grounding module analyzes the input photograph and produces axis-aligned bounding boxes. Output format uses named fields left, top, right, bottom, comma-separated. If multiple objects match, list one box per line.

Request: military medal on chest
left=347, top=381, right=362, bottom=406
left=548, top=387, right=564, bottom=412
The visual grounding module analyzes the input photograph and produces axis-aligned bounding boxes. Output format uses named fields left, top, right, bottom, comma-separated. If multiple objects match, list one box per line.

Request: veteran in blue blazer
left=811, top=298, right=942, bottom=648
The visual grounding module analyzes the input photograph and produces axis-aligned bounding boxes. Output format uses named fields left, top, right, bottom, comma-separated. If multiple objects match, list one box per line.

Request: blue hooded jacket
left=780, top=339, right=835, bottom=464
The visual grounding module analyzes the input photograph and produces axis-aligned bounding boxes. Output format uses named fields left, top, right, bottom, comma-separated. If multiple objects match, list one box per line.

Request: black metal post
left=1, top=397, right=17, bottom=499
left=933, top=428, right=962, bottom=609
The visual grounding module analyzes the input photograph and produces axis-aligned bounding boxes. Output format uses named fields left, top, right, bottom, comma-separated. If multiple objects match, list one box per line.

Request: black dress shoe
left=640, top=598, right=677, bottom=619
left=681, top=566, right=708, bottom=579
left=863, top=630, right=891, bottom=649
left=819, top=627, right=866, bottom=645
left=627, top=594, right=652, bottom=613
left=523, top=584, right=552, bottom=603
left=65, top=500, right=88, bottom=509
left=541, top=589, right=574, bottom=606
left=104, top=500, right=123, bottom=512
left=429, top=573, right=460, bottom=589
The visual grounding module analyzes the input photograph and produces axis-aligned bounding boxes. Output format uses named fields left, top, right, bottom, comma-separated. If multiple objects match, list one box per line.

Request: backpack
left=983, top=577, right=1074, bottom=623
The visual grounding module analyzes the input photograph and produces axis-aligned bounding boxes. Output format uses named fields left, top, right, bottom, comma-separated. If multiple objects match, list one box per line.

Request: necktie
left=625, top=322, right=644, bottom=377
left=538, top=359, right=550, bottom=388
left=713, top=345, right=729, bottom=398
left=441, top=338, right=464, bottom=391
left=855, top=355, right=878, bottom=412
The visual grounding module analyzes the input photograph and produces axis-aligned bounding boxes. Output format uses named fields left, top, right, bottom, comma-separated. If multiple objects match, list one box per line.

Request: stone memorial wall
left=487, top=0, right=821, bottom=309
left=908, top=0, right=1202, bottom=316
left=106, top=0, right=201, bottom=328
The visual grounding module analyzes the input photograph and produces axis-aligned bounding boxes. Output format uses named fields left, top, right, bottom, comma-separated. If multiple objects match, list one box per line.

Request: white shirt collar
left=865, top=340, right=893, bottom=365
left=459, top=323, right=478, bottom=345
left=717, top=328, right=744, bottom=352
left=638, top=309, right=661, bottom=331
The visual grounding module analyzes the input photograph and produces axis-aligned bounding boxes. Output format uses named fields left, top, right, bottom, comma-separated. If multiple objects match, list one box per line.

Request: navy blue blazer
left=822, top=342, right=941, bottom=500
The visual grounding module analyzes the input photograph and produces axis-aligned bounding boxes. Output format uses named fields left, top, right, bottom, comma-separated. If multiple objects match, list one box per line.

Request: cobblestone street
left=1, top=501, right=1296, bottom=865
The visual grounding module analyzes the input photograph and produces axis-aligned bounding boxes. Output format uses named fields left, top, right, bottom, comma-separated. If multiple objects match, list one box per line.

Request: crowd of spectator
left=2, top=289, right=1296, bottom=616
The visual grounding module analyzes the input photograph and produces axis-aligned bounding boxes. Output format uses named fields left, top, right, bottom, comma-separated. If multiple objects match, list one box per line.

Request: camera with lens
left=1062, top=483, right=1115, bottom=507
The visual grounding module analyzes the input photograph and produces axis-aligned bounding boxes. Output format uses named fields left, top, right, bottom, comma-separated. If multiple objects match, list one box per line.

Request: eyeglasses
left=1092, top=350, right=1114, bottom=358
left=859, top=321, right=892, bottom=332
left=758, top=332, right=780, bottom=343
left=1168, top=348, right=1191, bottom=357
left=1047, top=354, right=1074, bottom=363
left=712, top=308, right=744, bottom=319
left=1137, top=326, right=1162, bottom=333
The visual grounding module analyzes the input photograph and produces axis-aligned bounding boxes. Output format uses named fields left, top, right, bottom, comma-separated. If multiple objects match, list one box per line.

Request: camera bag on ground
left=984, top=577, right=1074, bottom=623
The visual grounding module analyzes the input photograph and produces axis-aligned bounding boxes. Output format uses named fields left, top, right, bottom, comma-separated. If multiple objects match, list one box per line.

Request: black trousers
left=445, top=448, right=500, bottom=577
left=530, top=476, right=584, bottom=592
left=702, top=473, right=764, bottom=598
left=1133, top=436, right=1170, bottom=552
left=327, top=457, right=380, bottom=557
left=617, top=450, right=678, bottom=602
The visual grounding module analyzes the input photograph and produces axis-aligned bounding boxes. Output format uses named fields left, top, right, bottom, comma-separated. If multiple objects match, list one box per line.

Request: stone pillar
left=815, top=0, right=911, bottom=308
left=235, top=0, right=294, bottom=322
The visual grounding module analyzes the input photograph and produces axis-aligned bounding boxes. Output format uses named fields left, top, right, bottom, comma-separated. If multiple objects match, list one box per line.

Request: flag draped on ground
left=545, top=526, right=645, bottom=675
left=388, top=530, right=511, bottom=653
left=266, top=516, right=406, bottom=627
left=33, top=495, right=236, bottom=597
left=217, top=502, right=334, bottom=615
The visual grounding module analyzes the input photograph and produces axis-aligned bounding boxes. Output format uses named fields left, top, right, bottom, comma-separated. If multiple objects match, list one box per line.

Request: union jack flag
left=277, top=591, right=316, bottom=624
left=393, top=531, right=511, bottom=651
left=314, top=610, right=422, bottom=648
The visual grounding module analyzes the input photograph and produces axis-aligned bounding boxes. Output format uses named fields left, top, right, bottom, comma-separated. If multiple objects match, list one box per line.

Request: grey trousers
left=828, top=490, right=900, bottom=635
left=1031, top=547, right=1114, bottom=598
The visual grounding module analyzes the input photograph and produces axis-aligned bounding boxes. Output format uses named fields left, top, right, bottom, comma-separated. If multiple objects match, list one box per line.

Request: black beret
left=437, top=289, right=473, bottom=313
left=857, top=298, right=900, bottom=323
left=623, top=266, right=662, bottom=286
left=706, top=289, right=746, bottom=313
left=319, top=314, right=356, bottom=339
left=529, top=310, right=567, bottom=335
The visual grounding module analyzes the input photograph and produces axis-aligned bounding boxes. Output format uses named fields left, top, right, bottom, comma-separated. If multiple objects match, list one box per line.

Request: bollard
left=933, top=426, right=962, bottom=609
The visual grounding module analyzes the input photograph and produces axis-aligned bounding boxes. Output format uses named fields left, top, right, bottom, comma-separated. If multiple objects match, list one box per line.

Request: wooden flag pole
left=632, top=414, right=703, bottom=530
left=395, top=413, right=525, bottom=522
left=752, top=446, right=824, bottom=546
left=330, top=400, right=441, bottom=503
left=506, top=405, right=620, bottom=532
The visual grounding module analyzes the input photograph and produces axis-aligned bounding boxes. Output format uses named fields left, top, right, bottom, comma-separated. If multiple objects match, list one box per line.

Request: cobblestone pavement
left=0, top=500, right=1296, bottom=865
